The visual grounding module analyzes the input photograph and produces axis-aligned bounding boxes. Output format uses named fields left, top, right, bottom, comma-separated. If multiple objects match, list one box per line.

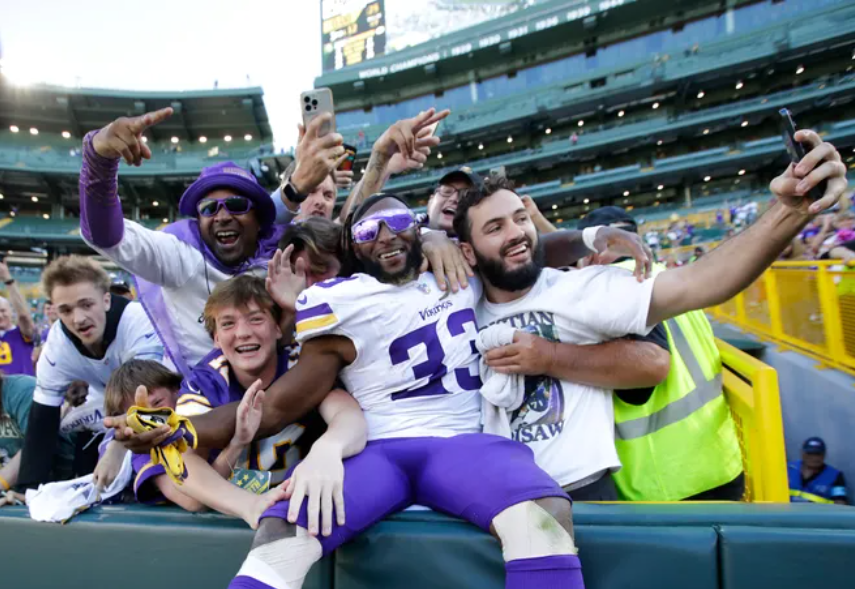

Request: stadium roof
left=0, top=77, right=273, bottom=143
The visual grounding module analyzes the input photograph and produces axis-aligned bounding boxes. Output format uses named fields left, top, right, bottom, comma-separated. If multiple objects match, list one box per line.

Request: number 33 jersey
left=295, top=273, right=484, bottom=441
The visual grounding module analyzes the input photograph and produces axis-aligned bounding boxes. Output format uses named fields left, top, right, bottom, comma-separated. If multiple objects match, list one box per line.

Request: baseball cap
left=110, top=280, right=131, bottom=294
left=578, top=206, right=638, bottom=232
left=178, top=161, right=275, bottom=231
left=803, top=437, right=826, bottom=454
left=437, top=167, right=484, bottom=192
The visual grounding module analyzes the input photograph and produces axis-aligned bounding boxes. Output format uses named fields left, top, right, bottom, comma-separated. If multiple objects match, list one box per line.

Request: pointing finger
left=130, top=107, right=174, bottom=134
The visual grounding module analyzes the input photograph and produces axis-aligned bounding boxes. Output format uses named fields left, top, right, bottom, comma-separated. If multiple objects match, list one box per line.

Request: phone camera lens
left=311, top=99, right=318, bottom=107
left=305, top=105, right=312, bottom=112
left=303, top=96, right=310, bottom=103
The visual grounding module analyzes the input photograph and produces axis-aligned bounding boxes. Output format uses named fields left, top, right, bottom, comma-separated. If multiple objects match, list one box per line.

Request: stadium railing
left=709, top=260, right=855, bottom=379
left=717, top=338, right=788, bottom=503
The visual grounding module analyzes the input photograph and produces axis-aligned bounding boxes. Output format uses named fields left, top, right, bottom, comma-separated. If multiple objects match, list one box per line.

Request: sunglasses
left=197, top=195, right=254, bottom=217
left=352, top=209, right=417, bottom=244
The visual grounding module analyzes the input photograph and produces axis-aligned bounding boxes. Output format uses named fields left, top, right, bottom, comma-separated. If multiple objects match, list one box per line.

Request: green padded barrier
left=3, top=503, right=855, bottom=589
left=719, top=526, right=855, bottom=589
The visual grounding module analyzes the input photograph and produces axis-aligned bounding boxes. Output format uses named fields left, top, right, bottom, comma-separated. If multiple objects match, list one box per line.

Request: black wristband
left=283, top=180, right=308, bottom=204
left=3, top=279, right=14, bottom=285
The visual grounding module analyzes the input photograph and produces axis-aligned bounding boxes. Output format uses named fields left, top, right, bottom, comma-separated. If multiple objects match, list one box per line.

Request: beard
left=360, top=238, right=424, bottom=285
left=474, top=235, right=545, bottom=292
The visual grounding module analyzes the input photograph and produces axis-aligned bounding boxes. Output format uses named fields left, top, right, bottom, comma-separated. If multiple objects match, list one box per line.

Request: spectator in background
left=789, top=437, right=848, bottom=505
left=40, top=300, right=58, bottom=342
left=0, top=374, right=75, bottom=506
left=277, top=217, right=342, bottom=289
left=426, top=167, right=479, bottom=235
left=12, top=256, right=163, bottom=496
left=0, top=260, right=36, bottom=376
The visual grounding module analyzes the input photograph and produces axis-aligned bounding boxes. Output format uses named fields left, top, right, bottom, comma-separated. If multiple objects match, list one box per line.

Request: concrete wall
left=712, top=321, right=855, bottom=504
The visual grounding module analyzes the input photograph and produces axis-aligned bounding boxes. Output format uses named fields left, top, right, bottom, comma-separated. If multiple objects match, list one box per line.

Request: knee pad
left=236, top=527, right=322, bottom=589
left=492, top=501, right=578, bottom=561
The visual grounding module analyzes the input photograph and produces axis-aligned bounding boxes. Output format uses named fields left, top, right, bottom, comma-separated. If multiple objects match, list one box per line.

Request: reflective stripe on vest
left=789, top=489, right=834, bottom=504
left=615, top=318, right=723, bottom=440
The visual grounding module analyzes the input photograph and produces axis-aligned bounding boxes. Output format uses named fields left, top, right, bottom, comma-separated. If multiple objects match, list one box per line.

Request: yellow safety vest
left=611, top=260, right=743, bottom=501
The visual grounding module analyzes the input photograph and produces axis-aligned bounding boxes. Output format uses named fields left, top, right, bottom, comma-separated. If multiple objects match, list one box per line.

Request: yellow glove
left=126, top=406, right=198, bottom=486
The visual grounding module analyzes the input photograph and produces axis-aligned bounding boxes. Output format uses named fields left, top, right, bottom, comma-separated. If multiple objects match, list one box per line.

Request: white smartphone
left=300, top=88, right=336, bottom=136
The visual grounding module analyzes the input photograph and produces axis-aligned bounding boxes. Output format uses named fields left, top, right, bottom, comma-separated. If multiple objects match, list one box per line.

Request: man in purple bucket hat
left=78, top=107, right=319, bottom=376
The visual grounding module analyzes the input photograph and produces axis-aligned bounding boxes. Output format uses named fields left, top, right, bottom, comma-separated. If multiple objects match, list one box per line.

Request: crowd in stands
left=0, top=97, right=851, bottom=589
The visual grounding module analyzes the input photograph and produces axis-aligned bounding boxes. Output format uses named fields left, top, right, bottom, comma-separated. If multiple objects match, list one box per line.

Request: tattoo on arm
left=338, top=151, right=391, bottom=222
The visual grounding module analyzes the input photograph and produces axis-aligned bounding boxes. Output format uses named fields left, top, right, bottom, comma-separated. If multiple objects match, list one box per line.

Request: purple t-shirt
left=0, top=327, right=35, bottom=376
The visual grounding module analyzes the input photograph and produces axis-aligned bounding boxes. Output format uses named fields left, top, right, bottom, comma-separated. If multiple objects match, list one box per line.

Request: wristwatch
left=281, top=178, right=309, bottom=204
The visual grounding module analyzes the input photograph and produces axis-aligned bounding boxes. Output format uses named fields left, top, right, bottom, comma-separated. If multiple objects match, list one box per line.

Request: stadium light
left=62, top=131, right=71, bottom=139
left=738, top=169, right=746, bottom=176
left=583, top=198, right=589, bottom=204
left=618, top=110, right=625, bottom=117
left=703, top=129, right=710, bottom=135
left=741, top=120, right=749, bottom=128
left=657, top=185, right=664, bottom=190
left=735, top=81, right=744, bottom=90
left=652, top=102, right=660, bottom=110
left=552, top=204, right=558, bottom=210
left=9, top=212, right=14, bottom=217
left=478, top=143, right=484, bottom=150
left=199, top=136, right=208, bottom=144
left=656, top=140, right=663, bottom=146
left=796, top=65, right=805, bottom=75
left=171, top=136, right=179, bottom=144
left=162, top=218, right=169, bottom=223
left=244, top=134, right=253, bottom=141
left=224, top=135, right=233, bottom=142
left=30, top=127, right=39, bottom=135
left=545, top=128, right=552, bottom=135
left=31, top=196, right=38, bottom=202
left=153, top=201, right=159, bottom=207
left=507, top=136, right=513, bottom=143
left=42, top=214, right=49, bottom=220
left=577, top=120, right=584, bottom=127
left=704, top=176, right=711, bottom=182
left=9, top=126, right=19, bottom=133
left=437, top=152, right=443, bottom=159
left=697, top=91, right=705, bottom=99
left=0, top=193, right=3, bottom=200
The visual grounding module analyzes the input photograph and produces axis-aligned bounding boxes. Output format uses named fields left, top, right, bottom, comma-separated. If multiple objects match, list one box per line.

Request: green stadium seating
left=1, top=503, right=853, bottom=589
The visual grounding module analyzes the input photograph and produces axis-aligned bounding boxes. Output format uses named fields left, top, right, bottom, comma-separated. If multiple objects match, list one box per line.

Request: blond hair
left=42, top=255, right=110, bottom=299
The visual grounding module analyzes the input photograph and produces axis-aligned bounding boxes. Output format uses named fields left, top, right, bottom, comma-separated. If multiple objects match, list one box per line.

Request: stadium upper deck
left=0, top=79, right=290, bottom=238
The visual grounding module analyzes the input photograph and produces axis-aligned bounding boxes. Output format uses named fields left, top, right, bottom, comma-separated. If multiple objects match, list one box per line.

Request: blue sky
left=0, top=0, right=322, bottom=150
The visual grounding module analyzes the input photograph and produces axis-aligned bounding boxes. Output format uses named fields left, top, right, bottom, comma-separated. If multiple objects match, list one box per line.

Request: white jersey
left=476, top=266, right=655, bottom=488
left=84, top=221, right=266, bottom=370
left=295, top=272, right=483, bottom=441
left=35, top=300, right=164, bottom=432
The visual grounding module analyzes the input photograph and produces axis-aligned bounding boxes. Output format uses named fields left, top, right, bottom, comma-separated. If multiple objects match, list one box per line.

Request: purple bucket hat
left=178, top=161, right=275, bottom=231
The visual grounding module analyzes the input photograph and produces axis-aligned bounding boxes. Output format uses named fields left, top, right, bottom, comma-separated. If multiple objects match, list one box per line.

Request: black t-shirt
left=614, top=322, right=670, bottom=405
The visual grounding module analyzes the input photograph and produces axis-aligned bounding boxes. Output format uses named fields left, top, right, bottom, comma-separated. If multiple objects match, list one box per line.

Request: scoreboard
left=321, top=0, right=386, bottom=72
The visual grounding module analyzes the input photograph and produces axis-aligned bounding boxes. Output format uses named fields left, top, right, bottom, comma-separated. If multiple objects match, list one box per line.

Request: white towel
left=475, top=324, right=525, bottom=438
left=26, top=450, right=133, bottom=523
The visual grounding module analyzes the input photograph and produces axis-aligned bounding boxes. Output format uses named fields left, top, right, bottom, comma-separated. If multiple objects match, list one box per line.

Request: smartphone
left=301, top=88, right=336, bottom=137
left=425, top=120, right=440, bottom=137
left=339, top=144, right=357, bottom=172
left=780, top=108, right=827, bottom=201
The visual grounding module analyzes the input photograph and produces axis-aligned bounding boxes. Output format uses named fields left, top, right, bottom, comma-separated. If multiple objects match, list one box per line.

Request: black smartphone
left=779, top=108, right=827, bottom=201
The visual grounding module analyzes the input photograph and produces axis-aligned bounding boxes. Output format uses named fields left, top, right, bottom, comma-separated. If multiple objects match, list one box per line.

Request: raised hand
left=92, top=107, right=174, bottom=167
left=0, top=260, right=11, bottom=283
left=592, top=227, right=654, bottom=282
left=770, top=130, right=847, bottom=215
left=233, top=379, right=265, bottom=447
left=265, top=245, right=308, bottom=314
left=291, top=114, right=347, bottom=194
left=374, top=108, right=450, bottom=163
